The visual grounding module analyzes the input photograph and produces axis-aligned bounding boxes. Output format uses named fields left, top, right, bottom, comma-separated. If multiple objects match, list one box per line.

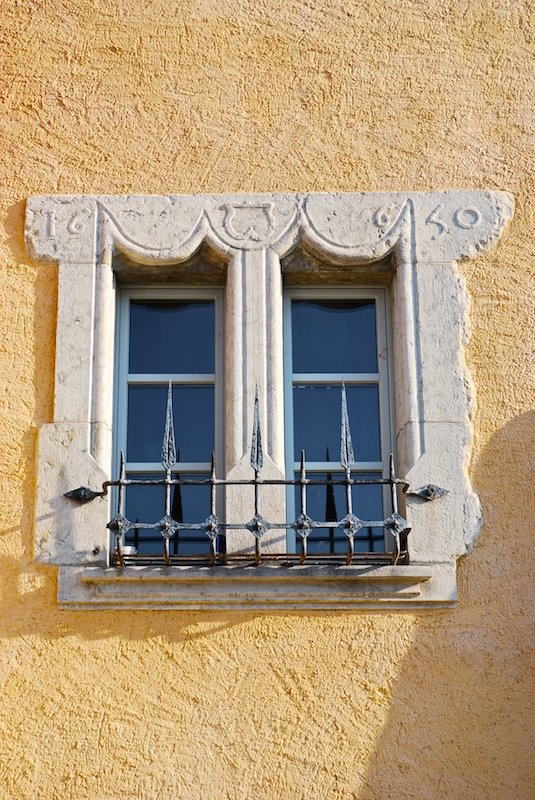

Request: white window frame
left=114, top=287, right=225, bottom=559
left=25, top=191, right=514, bottom=609
left=115, top=288, right=224, bottom=475
left=283, top=287, right=393, bottom=554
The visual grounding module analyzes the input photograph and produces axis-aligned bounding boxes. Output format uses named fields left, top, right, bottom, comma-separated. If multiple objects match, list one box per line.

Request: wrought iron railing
left=66, top=385, right=413, bottom=567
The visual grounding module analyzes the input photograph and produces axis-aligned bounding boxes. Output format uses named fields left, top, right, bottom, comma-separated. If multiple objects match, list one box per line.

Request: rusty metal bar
left=389, top=453, right=401, bottom=565
left=94, top=475, right=407, bottom=491
left=112, top=450, right=126, bottom=566
left=298, top=449, right=309, bottom=564
left=209, top=451, right=217, bottom=565
left=340, top=383, right=356, bottom=565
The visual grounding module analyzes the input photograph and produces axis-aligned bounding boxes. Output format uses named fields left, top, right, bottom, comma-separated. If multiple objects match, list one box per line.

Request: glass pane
left=127, top=385, right=214, bottom=463
left=293, top=384, right=381, bottom=462
left=129, top=300, right=215, bottom=374
left=124, top=473, right=211, bottom=555
left=294, top=472, right=384, bottom=554
left=292, top=299, right=377, bottom=373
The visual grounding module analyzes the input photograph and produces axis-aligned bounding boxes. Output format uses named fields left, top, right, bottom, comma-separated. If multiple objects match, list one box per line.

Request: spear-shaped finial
left=340, top=382, right=355, bottom=469
left=210, top=451, right=217, bottom=517
left=389, top=452, right=398, bottom=514
left=250, top=385, right=263, bottom=472
left=117, top=449, right=126, bottom=517
left=161, top=381, right=177, bottom=471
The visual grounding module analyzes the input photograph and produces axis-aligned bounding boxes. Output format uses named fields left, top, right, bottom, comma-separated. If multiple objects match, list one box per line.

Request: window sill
left=57, top=562, right=454, bottom=610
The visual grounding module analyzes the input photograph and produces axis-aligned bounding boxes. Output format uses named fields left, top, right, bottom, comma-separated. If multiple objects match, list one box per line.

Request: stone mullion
left=224, top=246, right=286, bottom=554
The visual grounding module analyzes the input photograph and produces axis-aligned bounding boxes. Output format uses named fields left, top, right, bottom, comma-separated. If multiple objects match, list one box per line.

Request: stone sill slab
left=58, top=563, right=456, bottom=610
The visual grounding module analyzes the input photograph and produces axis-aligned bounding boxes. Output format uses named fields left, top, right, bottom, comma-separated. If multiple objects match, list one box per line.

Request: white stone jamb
left=26, top=198, right=111, bottom=564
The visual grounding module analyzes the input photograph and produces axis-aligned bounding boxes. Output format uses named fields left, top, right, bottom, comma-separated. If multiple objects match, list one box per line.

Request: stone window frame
left=25, top=191, right=514, bottom=609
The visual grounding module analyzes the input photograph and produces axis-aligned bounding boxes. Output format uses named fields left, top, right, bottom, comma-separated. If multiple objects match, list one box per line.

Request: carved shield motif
left=220, top=203, right=274, bottom=242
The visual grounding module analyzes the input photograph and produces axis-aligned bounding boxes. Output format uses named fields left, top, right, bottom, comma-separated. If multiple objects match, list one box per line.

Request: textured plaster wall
left=0, top=1, right=533, bottom=798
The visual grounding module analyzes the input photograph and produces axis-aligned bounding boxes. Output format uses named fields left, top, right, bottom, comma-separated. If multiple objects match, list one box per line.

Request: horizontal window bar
left=292, top=373, right=380, bottom=384
left=128, top=374, right=215, bottom=384
left=293, top=461, right=383, bottom=471
left=126, top=462, right=212, bottom=472
left=126, top=462, right=385, bottom=474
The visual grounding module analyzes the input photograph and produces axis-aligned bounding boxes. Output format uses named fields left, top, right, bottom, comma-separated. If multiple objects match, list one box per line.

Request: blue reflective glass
left=127, top=385, right=214, bottom=463
left=293, top=385, right=381, bottom=462
left=294, top=472, right=384, bottom=554
left=129, top=300, right=215, bottom=374
left=125, top=473, right=211, bottom=555
left=291, top=300, right=377, bottom=373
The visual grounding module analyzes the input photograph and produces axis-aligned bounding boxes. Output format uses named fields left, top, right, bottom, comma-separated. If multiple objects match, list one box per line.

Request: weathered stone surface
left=26, top=191, right=513, bottom=263
left=59, top=563, right=445, bottom=610
left=25, top=191, right=513, bottom=606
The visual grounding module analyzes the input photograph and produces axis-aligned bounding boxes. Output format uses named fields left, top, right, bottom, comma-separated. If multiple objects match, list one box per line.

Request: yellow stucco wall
left=0, top=1, right=533, bottom=797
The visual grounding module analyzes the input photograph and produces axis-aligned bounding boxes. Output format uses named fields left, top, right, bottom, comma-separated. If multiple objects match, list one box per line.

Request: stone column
left=224, top=245, right=286, bottom=554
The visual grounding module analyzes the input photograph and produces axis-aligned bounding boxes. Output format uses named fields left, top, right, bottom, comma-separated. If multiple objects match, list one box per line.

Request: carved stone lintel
left=26, top=191, right=513, bottom=264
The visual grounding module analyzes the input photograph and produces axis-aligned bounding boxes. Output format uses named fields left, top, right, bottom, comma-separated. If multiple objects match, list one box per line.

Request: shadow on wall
left=355, top=410, right=535, bottom=800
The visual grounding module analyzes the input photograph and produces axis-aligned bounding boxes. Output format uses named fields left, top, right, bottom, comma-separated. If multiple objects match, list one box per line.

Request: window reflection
left=292, top=300, right=377, bottom=373
left=125, top=473, right=211, bottom=555
left=288, top=292, right=389, bottom=555
left=123, top=296, right=218, bottom=557
left=293, top=385, right=381, bottom=462
left=129, top=300, right=215, bottom=374
left=127, top=385, right=214, bottom=463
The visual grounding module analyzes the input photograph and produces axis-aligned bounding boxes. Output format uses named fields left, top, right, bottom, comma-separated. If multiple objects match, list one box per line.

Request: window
left=25, top=190, right=514, bottom=608
left=113, top=286, right=397, bottom=566
left=115, top=289, right=224, bottom=557
left=284, top=289, right=392, bottom=556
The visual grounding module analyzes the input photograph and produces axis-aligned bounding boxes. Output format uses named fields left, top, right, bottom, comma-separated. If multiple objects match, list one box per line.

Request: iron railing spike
left=300, top=448, right=308, bottom=519
left=161, top=381, right=177, bottom=471
left=210, top=450, right=217, bottom=516
left=250, top=385, right=263, bottom=472
left=117, top=450, right=126, bottom=517
left=340, top=382, right=355, bottom=469
left=389, top=452, right=399, bottom=514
